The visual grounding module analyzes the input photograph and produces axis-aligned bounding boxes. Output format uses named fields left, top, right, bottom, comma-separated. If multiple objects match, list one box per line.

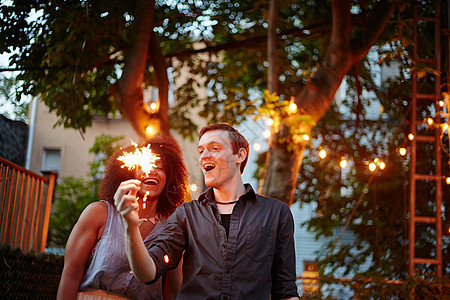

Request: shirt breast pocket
left=244, top=225, right=275, bottom=262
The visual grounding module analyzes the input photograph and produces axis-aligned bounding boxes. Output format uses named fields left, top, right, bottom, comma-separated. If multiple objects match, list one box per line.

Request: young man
left=115, top=123, right=299, bottom=299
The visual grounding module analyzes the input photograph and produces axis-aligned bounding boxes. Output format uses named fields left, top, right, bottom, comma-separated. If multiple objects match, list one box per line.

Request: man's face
left=137, top=160, right=166, bottom=201
left=198, top=130, right=241, bottom=189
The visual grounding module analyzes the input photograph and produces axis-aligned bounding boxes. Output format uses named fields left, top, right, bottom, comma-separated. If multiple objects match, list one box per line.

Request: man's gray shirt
left=147, top=184, right=299, bottom=300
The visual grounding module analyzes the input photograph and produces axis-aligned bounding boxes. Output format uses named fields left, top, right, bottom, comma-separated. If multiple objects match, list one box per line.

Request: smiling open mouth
left=142, top=178, right=159, bottom=185
left=203, top=163, right=215, bottom=172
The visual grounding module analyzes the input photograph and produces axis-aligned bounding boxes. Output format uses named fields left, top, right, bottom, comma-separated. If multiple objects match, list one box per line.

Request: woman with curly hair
left=57, top=134, right=188, bottom=300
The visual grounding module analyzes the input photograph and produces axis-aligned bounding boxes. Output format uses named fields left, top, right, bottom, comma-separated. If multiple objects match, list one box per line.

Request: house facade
left=26, top=99, right=205, bottom=200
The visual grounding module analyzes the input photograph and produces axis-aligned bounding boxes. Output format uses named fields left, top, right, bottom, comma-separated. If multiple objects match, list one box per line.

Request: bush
left=47, top=177, right=97, bottom=248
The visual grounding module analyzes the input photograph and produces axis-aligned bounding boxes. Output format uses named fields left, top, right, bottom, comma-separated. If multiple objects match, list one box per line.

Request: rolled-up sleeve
left=147, top=206, right=187, bottom=283
left=271, top=205, right=299, bottom=299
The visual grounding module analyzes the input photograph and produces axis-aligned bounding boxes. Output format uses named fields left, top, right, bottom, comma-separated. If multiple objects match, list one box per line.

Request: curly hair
left=99, top=133, right=188, bottom=218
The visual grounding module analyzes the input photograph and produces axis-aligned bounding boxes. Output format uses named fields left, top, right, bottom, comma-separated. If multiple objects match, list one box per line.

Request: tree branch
left=148, top=33, right=170, bottom=133
left=352, top=0, right=397, bottom=61
left=112, top=0, right=155, bottom=140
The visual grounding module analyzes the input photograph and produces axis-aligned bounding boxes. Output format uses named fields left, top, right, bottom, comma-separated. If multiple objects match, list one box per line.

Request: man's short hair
left=199, top=123, right=249, bottom=174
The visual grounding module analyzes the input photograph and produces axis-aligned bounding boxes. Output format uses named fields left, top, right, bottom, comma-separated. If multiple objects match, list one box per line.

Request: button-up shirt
left=147, top=184, right=299, bottom=299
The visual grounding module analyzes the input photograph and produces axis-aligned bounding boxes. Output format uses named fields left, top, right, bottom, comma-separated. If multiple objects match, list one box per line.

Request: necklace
left=215, top=200, right=239, bottom=205
left=138, top=215, right=158, bottom=227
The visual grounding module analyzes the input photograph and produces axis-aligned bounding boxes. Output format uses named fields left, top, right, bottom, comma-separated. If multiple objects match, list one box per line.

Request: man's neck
left=213, top=177, right=246, bottom=204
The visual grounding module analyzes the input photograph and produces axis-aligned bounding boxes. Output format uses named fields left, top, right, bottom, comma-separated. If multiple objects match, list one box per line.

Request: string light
left=340, top=158, right=348, bottom=169
left=319, top=149, right=327, bottom=159
left=146, top=125, right=154, bottom=134
left=254, top=93, right=449, bottom=180
left=399, top=147, right=407, bottom=156
left=150, top=102, right=158, bottom=112
left=190, top=183, right=198, bottom=192
left=289, top=102, right=298, bottom=114
left=145, top=120, right=160, bottom=137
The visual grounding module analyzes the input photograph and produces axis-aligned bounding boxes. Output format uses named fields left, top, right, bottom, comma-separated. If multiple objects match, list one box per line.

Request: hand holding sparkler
left=116, top=141, right=161, bottom=212
left=114, top=179, right=142, bottom=226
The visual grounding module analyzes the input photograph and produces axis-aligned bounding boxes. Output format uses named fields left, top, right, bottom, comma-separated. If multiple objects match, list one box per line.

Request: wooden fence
left=0, top=157, right=56, bottom=253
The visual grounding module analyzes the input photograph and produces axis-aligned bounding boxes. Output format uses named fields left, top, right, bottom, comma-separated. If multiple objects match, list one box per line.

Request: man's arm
left=271, top=204, right=300, bottom=299
left=114, top=179, right=157, bottom=282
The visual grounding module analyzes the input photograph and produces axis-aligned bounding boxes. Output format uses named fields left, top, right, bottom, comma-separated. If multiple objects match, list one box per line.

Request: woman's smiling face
left=137, top=160, right=166, bottom=201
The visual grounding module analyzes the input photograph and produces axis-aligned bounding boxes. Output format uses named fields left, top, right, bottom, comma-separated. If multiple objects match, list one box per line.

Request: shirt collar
left=198, top=183, right=257, bottom=205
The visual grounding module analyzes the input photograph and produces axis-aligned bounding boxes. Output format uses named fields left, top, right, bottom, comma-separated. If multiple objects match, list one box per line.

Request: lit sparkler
left=141, top=191, right=150, bottom=209
left=117, top=141, right=160, bottom=210
left=117, top=141, right=161, bottom=177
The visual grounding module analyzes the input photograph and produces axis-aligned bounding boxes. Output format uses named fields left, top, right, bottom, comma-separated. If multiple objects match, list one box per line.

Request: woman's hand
left=114, top=179, right=142, bottom=227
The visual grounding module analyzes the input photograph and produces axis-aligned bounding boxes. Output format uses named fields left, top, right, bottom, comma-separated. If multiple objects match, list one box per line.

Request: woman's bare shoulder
left=77, top=201, right=108, bottom=226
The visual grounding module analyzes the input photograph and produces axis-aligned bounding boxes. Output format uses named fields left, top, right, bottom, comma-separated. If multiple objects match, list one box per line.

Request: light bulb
left=319, top=149, right=327, bottom=159
left=289, top=102, right=297, bottom=114
left=253, top=142, right=261, bottom=151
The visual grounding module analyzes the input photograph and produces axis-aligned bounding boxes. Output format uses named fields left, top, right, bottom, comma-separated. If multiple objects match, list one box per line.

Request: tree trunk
left=110, top=0, right=170, bottom=140
left=262, top=126, right=306, bottom=206
left=262, top=0, right=396, bottom=206
left=267, top=0, right=278, bottom=94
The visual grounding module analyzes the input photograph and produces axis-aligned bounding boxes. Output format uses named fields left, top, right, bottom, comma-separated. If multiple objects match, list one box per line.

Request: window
left=41, top=148, right=61, bottom=172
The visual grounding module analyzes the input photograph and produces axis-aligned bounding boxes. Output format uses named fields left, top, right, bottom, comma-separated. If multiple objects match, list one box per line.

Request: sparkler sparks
left=117, top=141, right=161, bottom=177
left=141, top=191, right=150, bottom=209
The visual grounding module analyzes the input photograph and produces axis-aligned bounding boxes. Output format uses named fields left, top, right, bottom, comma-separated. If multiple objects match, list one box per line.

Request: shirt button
left=225, top=269, right=230, bottom=274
